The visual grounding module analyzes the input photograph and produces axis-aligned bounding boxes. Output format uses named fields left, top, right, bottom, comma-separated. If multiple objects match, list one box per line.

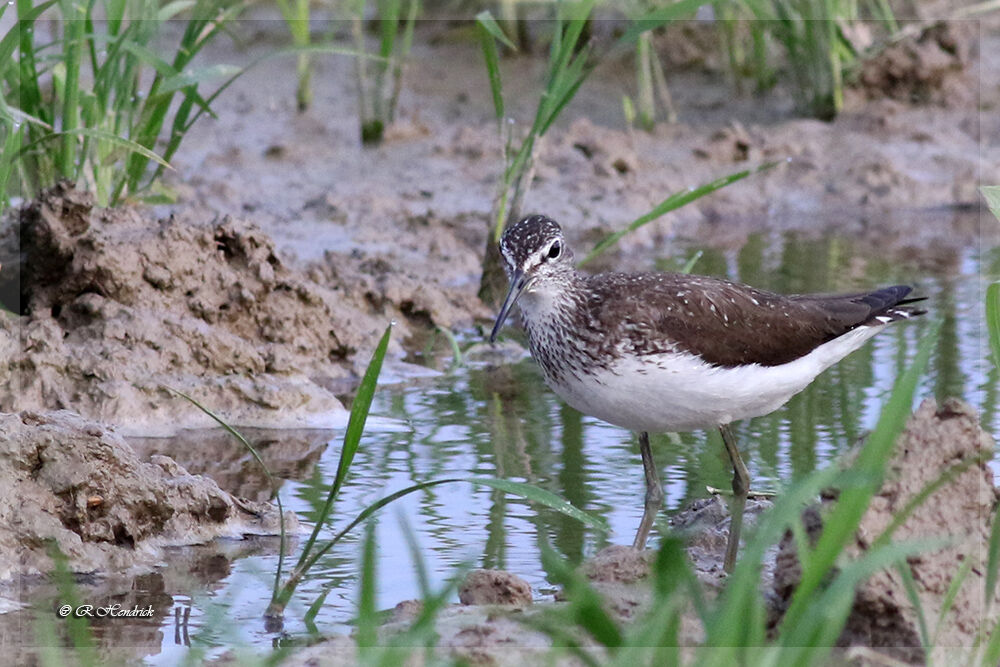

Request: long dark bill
left=490, top=268, right=528, bottom=343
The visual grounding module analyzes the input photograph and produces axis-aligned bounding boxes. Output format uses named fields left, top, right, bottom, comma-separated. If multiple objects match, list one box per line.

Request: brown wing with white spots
left=581, top=273, right=923, bottom=368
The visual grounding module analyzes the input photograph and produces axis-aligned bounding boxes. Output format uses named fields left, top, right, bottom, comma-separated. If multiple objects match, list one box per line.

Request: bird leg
left=633, top=431, right=664, bottom=551
left=719, top=423, right=750, bottom=573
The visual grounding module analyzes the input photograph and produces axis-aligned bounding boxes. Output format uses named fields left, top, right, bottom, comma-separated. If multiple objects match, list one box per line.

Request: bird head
left=490, top=214, right=573, bottom=342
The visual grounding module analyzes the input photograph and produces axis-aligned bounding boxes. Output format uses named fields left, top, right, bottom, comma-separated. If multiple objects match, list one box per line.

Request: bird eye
left=547, top=241, right=561, bottom=259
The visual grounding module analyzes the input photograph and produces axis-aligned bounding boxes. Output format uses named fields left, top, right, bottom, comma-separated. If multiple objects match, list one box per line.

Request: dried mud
left=458, top=569, right=533, bottom=607
left=0, top=182, right=481, bottom=435
left=771, top=399, right=1000, bottom=663
left=856, top=21, right=978, bottom=107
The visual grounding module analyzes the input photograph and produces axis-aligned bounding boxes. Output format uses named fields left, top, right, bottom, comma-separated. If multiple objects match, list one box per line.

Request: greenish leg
left=632, top=431, right=664, bottom=550
left=720, top=423, right=750, bottom=573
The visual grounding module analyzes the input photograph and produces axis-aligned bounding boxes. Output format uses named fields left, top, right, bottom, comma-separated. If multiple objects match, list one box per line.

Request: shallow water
left=13, top=222, right=998, bottom=663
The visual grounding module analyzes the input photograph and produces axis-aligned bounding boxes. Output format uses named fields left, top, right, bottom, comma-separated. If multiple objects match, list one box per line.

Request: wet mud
left=0, top=182, right=481, bottom=436
left=0, top=409, right=296, bottom=579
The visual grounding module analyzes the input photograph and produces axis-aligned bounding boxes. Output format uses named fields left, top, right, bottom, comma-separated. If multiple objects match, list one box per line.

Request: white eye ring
left=547, top=241, right=561, bottom=260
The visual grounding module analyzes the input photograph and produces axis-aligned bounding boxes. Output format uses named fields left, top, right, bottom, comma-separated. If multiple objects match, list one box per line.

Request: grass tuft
left=723, top=0, right=900, bottom=118
left=1, top=0, right=246, bottom=207
left=350, top=0, right=420, bottom=146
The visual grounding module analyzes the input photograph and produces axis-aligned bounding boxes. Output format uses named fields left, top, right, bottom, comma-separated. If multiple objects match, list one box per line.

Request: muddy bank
left=284, top=397, right=996, bottom=664
left=771, top=398, right=999, bottom=663
left=0, top=409, right=296, bottom=580
left=0, top=183, right=482, bottom=435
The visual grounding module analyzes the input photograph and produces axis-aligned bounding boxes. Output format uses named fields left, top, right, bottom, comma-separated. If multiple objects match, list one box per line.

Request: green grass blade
left=932, top=554, right=972, bottom=645
left=164, top=387, right=288, bottom=599
left=13, top=127, right=173, bottom=172
left=984, top=621, right=1000, bottom=666
left=545, top=0, right=595, bottom=95
left=356, top=520, right=378, bottom=649
left=158, top=0, right=196, bottom=21
left=982, top=185, right=1000, bottom=221
left=781, top=539, right=945, bottom=660
left=46, top=544, right=99, bottom=667
left=654, top=535, right=707, bottom=622
left=156, top=63, right=242, bottom=97
left=475, top=10, right=517, bottom=50
left=897, top=561, right=931, bottom=652
left=779, top=322, right=940, bottom=638
left=581, top=161, right=778, bottom=265
left=335, top=477, right=606, bottom=548
left=523, top=615, right=604, bottom=667
left=398, top=513, right=431, bottom=599
left=0, top=1, right=57, bottom=66
left=304, top=586, right=331, bottom=628
left=476, top=11, right=508, bottom=123
left=537, top=50, right=594, bottom=136
left=435, top=326, right=464, bottom=366
left=681, top=250, right=703, bottom=274
left=273, top=0, right=295, bottom=27
left=120, top=39, right=184, bottom=78
left=616, top=536, right=706, bottom=661
left=0, top=118, right=23, bottom=208
left=300, top=475, right=606, bottom=581
left=71, top=127, right=172, bottom=168
left=540, top=540, right=624, bottom=649
left=0, top=105, right=51, bottom=130
left=985, top=504, right=1000, bottom=615
left=151, top=45, right=384, bottom=191
left=387, top=0, right=419, bottom=123
left=58, top=0, right=86, bottom=179
left=703, top=463, right=850, bottom=657
left=385, top=531, right=470, bottom=654
left=987, top=282, right=1000, bottom=371
left=176, top=45, right=377, bottom=139
left=871, top=452, right=987, bottom=551
left=377, top=0, right=401, bottom=61
left=294, top=323, right=393, bottom=574
left=617, top=0, right=707, bottom=48
left=465, top=477, right=608, bottom=530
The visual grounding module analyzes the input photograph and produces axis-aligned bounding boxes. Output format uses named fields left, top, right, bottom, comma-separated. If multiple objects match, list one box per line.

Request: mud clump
left=459, top=569, right=533, bottom=607
left=0, top=182, right=453, bottom=434
left=770, top=398, right=999, bottom=663
left=856, top=22, right=977, bottom=107
left=581, top=544, right=654, bottom=584
left=0, top=410, right=296, bottom=579
left=568, top=545, right=657, bottom=624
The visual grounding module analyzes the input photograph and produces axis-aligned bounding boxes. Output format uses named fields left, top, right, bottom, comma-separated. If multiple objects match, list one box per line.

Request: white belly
left=540, top=326, right=882, bottom=433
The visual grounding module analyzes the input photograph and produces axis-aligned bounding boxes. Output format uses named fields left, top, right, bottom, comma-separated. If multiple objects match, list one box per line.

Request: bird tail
left=860, top=286, right=928, bottom=325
